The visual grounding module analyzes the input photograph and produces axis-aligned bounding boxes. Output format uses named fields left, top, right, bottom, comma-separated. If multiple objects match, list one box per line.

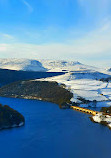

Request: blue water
left=0, top=97, right=111, bottom=158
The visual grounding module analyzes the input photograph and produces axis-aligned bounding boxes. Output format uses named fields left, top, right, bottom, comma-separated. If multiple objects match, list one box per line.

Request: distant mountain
left=0, top=59, right=47, bottom=71
left=0, top=58, right=100, bottom=72
left=39, top=59, right=97, bottom=72
left=40, top=60, right=82, bottom=68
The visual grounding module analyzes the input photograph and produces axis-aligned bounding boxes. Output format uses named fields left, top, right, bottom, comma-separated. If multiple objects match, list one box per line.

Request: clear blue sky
left=0, top=0, right=111, bottom=67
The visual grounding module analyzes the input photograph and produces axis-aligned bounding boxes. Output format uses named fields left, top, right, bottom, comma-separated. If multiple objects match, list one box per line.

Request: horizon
left=0, top=0, right=111, bottom=67
left=0, top=57, right=110, bottom=69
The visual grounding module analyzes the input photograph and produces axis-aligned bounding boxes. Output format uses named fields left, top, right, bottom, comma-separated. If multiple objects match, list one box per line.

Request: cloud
left=0, top=44, right=7, bottom=52
left=0, top=26, right=111, bottom=65
left=22, top=0, right=33, bottom=13
left=2, top=34, right=14, bottom=40
left=0, top=18, right=111, bottom=67
left=0, top=37, right=110, bottom=67
left=78, top=0, right=111, bottom=22
left=0, top=46, right=110, bottom=68
left=0, top=33, right=16, bottom=43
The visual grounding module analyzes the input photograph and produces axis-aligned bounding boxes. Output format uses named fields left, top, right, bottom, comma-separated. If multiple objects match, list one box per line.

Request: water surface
left=0, top=97, right=111, bottom=158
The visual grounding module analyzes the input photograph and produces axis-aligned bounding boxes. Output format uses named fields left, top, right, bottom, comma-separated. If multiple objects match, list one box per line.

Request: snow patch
left=35, top=72, right=111, bottom=104
left=92, top=113, right=111, bottom=129
left=0, top=58, right=47, bottom=71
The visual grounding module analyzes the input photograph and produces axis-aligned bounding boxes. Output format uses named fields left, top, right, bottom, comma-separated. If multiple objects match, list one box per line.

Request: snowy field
left=35, top=72, right=111, bottom=107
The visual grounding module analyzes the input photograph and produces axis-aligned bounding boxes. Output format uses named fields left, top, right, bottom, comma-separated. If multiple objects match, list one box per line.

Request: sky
left=0, top=0, right=111, bottom=68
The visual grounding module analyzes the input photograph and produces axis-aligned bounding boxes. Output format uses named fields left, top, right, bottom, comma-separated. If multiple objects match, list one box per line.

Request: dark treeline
left=0, top=80, right=73, bottom=106
left=101, top=107, right=111, bottom=114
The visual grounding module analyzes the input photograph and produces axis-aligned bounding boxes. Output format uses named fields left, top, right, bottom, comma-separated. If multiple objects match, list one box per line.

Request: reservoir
left=0, top=97, right=111, bottom=158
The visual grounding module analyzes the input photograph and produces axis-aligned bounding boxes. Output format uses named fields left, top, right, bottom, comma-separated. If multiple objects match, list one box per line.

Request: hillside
left=0, top=80, right=73, bottom=107
left=0, top=59, right=47, bottom=71
left=0, top=68, right=63, bottom=86
left=37, top=72, right=111, bottom=106
left=0, top=69, right=111, bottom=107
left=0, top=58, right=111, bottom=107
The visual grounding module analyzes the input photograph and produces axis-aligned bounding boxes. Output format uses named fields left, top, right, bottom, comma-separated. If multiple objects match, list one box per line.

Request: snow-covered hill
left=35, top=71, right=111, bottom=107
left=0, top=58, right=109, bottom=74
left=0, top=59, right=47, bottom=71
left=0, top=58, right=111, bottom=107
left=39, top=59, right=100, bottom=72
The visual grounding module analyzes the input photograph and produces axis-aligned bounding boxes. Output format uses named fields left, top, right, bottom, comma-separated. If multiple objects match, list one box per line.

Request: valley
left=0, top=58, right=111, bottom=131
left=0, top=58, right=111, bottom=107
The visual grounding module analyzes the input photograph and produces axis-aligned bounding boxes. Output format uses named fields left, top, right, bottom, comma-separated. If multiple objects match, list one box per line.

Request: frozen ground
left=35, top=72, right=111, bottom=107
